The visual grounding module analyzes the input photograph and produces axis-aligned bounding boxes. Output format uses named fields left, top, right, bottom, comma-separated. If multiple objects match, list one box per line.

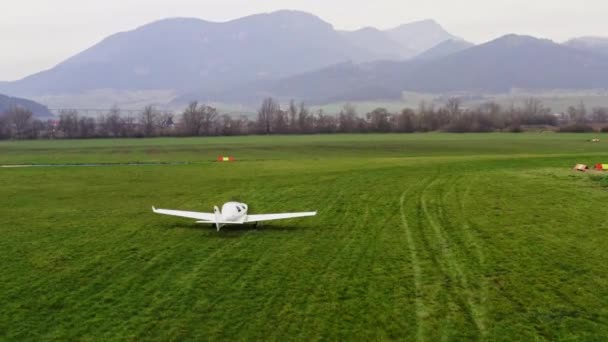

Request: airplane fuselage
left=218, top=202, right=249, bottom=222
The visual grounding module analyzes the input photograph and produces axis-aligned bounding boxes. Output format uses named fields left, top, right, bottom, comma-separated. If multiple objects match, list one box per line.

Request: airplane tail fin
left=214, top=206, right=222, bottom=232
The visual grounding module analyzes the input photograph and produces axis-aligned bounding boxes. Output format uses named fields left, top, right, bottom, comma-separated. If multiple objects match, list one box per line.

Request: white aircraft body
left=152, top=202, right=317, bottom=231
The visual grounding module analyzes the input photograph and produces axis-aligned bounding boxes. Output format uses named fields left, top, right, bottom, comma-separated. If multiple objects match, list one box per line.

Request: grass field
left=2, top=134, right=608, bottom=340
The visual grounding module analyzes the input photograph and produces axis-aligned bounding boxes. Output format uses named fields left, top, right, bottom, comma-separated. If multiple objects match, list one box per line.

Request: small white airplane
left=152, top=202, right=317, bottom=231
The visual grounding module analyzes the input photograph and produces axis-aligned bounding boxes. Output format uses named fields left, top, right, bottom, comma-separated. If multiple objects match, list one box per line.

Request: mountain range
left=0, top=94, right=53, bottom=118
left=340, top=19, right=460, bottom=60
left=0, top=11, right=455, bottom=97
left=0, top=10, right=607, bottom=108
left=199, top=34, right=608, bottom=104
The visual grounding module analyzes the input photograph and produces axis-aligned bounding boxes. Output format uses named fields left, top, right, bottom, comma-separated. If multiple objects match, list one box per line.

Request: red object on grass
left=217, top=156, right=235, bottom=162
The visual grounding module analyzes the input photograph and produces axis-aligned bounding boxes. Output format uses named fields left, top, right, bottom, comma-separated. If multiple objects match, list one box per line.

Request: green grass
left=1, top=134, right=608, bottom=340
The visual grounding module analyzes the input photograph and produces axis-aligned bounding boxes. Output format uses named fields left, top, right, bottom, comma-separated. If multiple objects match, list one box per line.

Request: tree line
left=1, top=98, right=607, bottom=140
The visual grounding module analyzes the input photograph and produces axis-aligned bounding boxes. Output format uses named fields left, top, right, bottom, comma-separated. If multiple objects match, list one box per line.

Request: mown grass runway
left=1, top=134, right=608, bottom=340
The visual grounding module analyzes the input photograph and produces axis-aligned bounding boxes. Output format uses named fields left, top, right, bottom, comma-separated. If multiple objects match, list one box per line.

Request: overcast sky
left=1, top=0, right=606, bottom=81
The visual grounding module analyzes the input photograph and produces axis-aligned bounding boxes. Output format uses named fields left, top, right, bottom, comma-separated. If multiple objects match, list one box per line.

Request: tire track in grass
left=420, top=175, right=486, bottom=339
left=425, top=177, right=481, bottom=337
left=455, top=176, right=488, bottom=338
left=413, top=176, right=461, bottom=341
left=437, top=178, right=479, bottom=266
left=400, top=186, right=425, bottom=341
left=399, top=176, right=437, bottom=341
left=436, top=176, right=487, bottom=337
left=402, top=174, right=465, bottom=341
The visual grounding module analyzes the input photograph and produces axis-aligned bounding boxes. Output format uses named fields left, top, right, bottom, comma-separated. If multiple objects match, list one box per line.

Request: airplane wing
left=245, top=212, right=317, bottom=223
left=152, top=207, right=215, bottom=221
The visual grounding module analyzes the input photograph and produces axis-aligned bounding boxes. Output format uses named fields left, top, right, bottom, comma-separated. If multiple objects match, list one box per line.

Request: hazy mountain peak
left=352, top=26, right=383, bottom=34
left=120, top=17, right=215, bottom=39
left=565, top=36, right=608, bottom=56
left=233, top=9, right=334, bottom=30
left=390, top=18, right=439, bottom=29
left=415, top=39, right=475, bottom=60
left=138, top=17, right=212, bottom=27
left=493, top=34, right=552, bottom=44
left=386, top=18, right=459, bottom=53
left=266, top=9, right=324, bottom=18
left=340, top=26, right=414, bottom=60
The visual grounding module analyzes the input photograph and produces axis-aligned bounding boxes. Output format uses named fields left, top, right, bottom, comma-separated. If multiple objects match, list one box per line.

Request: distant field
left=468, top=93, right=608, bottom=113
left=319, top=91, right=608, bottom=114
left=2, top=134, right=608, bottom=340
left=32, top=89, right=608, bottom=117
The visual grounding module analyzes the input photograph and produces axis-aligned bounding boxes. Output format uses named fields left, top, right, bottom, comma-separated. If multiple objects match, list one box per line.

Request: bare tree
left=140, top=105, right=159, bottom=137
left=477, top=102, right=506, bottom=130
left=479, top=102, right=502, bottom=116
left=568, top=102, right=587, bottom=124
left=367, top=108, right=391, bottom=132
left=298, top=102, right=313, bottom=134
left=592, top=107, right=608, bottom=123
left=257, top=98, right=279, bottom=134
left=201, top=105, right=219, bottom=136
left=237, top=115, right=250, bottom=135
left=577, top=102, right=588, bottom=122
left=78, top=116, right=96, bottom=138
left=98, top=106, right=123, bottom=137
left=4, top=106, right=33, bottom=139
left=313, top=109, right=337, bottom=133
left=522, top=98, right=545, bottom=116
left=417, top=101, right=439, bottom=132
left=0, top=114, right=9, bottom=139
left=31, top=119, right=45, bottom=139
left=158, top=112, right=175, bottom=136
left=219, top=114, right=248, bottom=136
left=58, top=110, right=80, bottom=138
left=181, top=101, right=205, bottom=136
left=121, top=114, right=137, bottom=137
left=338, top=103, right=358, bottom=133
left=272, top=109, right=289, bottom=134
left=288, top=100, right=299, bottom=133
left=394, top=108, right=416, bottom=133
left=445, top=97, right=462, bottom=117
left=220, top=114, right=235, bottom=136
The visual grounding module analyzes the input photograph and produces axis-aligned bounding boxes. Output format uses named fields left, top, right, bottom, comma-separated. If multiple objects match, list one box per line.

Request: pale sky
left=1, top=0, right=606, bottom=81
